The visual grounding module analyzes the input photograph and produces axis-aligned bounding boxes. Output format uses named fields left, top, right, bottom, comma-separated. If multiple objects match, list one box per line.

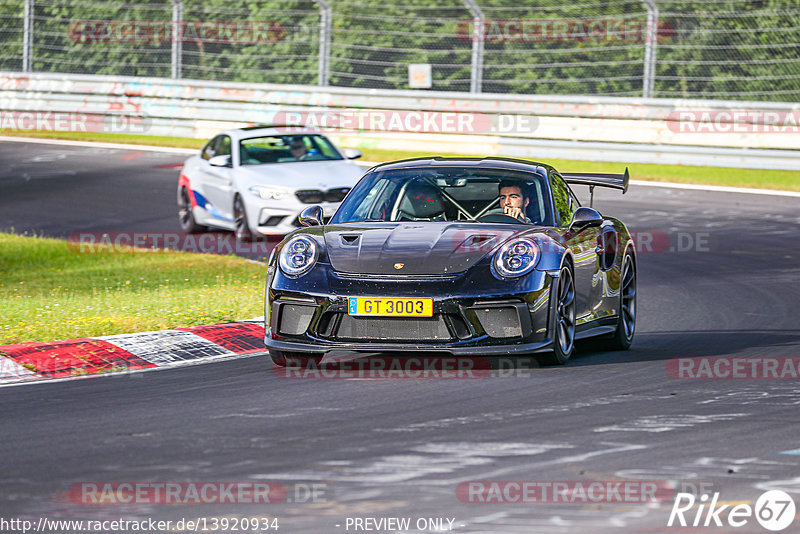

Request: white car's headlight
left=493, top=238, right=540, bottom=279
left=250, top=186, right=288, bottom=200
left=279, top=236, right=319, bottom=277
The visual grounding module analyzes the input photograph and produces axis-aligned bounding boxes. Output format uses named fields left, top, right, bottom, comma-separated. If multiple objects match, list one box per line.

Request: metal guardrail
left=10, top=1, right=665, bottom=97
left=7, top=1, right=800, bottom=100
left=1, top=72, right=799, bottom=170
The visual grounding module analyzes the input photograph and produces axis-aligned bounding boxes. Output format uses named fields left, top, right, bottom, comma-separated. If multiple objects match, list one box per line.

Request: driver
left=498, top=181, right=532, bottom=223
left=289, top=138, right=309, bottom=160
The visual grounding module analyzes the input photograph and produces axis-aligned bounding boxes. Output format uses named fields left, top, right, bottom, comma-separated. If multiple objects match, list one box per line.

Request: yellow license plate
left=348, top=297, right=433, bottom=317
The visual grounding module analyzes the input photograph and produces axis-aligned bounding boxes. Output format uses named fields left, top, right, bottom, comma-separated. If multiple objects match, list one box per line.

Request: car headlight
left=279, top=236, right=319, bottom=277
left=250, top=186, right=287, bottom=200
left=493, top=238, right=540, bottom=279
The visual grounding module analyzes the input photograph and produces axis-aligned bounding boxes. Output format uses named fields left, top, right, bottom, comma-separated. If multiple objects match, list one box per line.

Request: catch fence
left=0, top=0, right=798, bottom=100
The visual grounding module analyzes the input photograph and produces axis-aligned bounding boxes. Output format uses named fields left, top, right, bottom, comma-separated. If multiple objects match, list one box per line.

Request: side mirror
left=299, top=205, right=324, bottom=227
left=208, top=155, right=232, bottom=167
left=342, top=148, right=362, bottom=160
left=569, top=207, right=603, bottom=231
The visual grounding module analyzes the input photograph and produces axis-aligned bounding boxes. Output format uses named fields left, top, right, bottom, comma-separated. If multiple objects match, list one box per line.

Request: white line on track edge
left=0, top=136, right=196, bottom=154
left=2, top=136, right=797, bottom=197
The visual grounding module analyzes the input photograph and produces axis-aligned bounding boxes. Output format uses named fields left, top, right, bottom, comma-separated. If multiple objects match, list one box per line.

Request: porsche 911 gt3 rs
left=265, top=157, right=636, bottom=366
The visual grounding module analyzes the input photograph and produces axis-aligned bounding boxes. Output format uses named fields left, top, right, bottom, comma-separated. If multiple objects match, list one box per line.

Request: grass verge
left=0, top=129, right=205, bottom=150
left=3, top=130, right=798, bottom=192
left=0, top=232, right=265, bottom=345
left=357, top=149, right=800, bottom=192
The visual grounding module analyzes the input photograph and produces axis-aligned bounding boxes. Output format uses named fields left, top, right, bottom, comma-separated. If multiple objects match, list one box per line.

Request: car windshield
left=330, top=166, right=552, bottom=225
left=239, top=134, right=343, bottom=165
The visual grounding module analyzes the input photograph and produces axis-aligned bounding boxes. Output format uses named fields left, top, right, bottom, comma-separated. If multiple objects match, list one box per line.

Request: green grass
left=356, top=148, right=800, bottom=192
left=0, top=233, right=265, bottom=345
left=4, top=130, right=796, bottom=192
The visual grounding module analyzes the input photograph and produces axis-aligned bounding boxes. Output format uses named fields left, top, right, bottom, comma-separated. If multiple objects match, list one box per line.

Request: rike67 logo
left=668, top=490, right=796, bottom=531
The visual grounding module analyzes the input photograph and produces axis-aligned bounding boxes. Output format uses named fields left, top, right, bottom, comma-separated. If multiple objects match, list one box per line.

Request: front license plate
left=348, top=297, right=433, bottom=317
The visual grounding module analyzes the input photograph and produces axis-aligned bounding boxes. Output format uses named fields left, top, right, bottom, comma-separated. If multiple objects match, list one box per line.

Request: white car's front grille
left=296, top=188, right=351, bottom=204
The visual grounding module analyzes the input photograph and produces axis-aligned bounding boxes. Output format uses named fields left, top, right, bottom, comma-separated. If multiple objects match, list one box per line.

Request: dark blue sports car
left=264, top=157, right=636, bottom=366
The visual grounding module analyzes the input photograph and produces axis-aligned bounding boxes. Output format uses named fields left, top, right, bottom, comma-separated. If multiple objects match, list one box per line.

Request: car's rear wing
left=561, top=168, right=629, bottom=207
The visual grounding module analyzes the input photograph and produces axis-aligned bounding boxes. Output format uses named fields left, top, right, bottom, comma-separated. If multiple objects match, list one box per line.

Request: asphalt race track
left=0, top=142, right=188, bottom=238
left=2, top=140, right=800, bottom=533
left=0, top=140, right=275, bottom=261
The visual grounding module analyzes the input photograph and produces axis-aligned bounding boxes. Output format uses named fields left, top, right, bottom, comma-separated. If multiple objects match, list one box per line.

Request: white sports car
left=177, top=126, right=364, bottom=240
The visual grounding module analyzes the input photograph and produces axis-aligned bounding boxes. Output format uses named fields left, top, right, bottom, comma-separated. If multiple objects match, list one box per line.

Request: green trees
left=654, top=0, right=800, bottom=99
left=1, top=0, right=796, bottom=100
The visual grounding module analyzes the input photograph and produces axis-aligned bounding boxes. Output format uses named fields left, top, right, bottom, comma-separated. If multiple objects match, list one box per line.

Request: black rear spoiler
left=561, top=168, right=629, bottom=207
left=562, top=168, right=629, bottom=193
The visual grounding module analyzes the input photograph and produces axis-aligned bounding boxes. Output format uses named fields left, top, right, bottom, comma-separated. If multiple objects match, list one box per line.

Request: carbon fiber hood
left=323, top=222, right=523, bottom=275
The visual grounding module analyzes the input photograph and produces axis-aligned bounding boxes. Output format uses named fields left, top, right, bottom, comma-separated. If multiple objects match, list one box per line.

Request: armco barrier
left=1, top=72, right=800, bottom=170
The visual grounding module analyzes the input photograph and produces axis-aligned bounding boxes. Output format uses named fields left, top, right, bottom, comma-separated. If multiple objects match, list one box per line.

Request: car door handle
left=208, top=174, right=232, bottom=186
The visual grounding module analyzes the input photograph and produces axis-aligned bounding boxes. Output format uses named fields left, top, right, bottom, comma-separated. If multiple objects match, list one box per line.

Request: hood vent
left=466, top=234, right=495, bottom=246
left=455, top=234, right=498, bottom=252
left=340, top=234, right=361, bottom=246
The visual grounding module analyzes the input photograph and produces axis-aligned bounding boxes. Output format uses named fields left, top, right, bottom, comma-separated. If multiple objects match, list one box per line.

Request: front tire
left=270, top=350, right=322, bottom=368
left=608, top=251, right=636, bottom=350
left=233, top=195, right=255, bottom=243
left=540, top=263, right=576, bottom=365
left=178, top=187, right=207, bottom=233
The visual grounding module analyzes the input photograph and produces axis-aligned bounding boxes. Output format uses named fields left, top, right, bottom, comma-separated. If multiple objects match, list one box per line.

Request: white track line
left=2, top=136, right=797, bottom=197
left=629, top=179, right=800, bottom=198
left=0, top=136, right=195, bottom=154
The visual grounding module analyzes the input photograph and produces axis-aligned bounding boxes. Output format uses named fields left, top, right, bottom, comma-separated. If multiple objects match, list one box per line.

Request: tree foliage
left=0, top=0, right=796, bottom=100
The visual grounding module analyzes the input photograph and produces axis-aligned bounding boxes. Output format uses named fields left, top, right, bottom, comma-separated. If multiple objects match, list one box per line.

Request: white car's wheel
left=178, top=187, right=206, bottom=233
left=233, top=195, right=255, bottom=243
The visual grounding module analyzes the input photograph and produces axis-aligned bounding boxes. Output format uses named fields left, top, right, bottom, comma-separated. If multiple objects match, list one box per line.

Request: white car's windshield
left=239, top=134, right=343, bottom=165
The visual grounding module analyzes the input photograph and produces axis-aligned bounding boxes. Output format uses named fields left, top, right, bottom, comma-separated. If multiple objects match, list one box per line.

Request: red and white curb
left=0, top=321, right=266, bottom=386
